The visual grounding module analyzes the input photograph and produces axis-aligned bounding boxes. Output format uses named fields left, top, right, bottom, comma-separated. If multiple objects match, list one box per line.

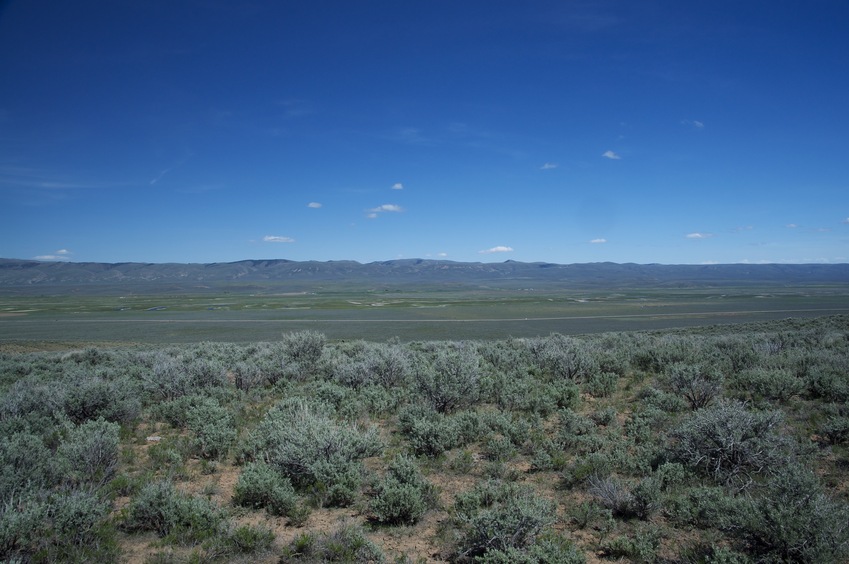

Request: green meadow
left=2, top=285, right=849, bottom=344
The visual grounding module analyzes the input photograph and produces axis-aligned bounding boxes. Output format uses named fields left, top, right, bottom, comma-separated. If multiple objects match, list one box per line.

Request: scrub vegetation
left=1, top=315, right=849, bottom=562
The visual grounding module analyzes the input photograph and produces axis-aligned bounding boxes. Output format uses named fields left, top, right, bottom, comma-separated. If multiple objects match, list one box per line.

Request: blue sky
left=1, top=1, right=847, bottom=265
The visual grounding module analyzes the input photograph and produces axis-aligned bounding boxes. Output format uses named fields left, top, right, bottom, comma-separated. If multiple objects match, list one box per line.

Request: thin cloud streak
left=149, top=167, right=172, bottom=185
left=479, top=246, right=514, bottom=254
left=681, top=119, right=705, bottom=129
left=34, top=249, right=72, bottom=261
left=367, top=204, right=404, bottom=218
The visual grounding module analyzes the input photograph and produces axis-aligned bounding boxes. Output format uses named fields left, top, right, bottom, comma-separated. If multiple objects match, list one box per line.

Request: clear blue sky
left=1, top=1, right=847, bottom=265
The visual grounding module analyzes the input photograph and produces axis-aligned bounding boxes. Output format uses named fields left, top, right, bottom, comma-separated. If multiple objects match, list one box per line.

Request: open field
left=2, top=285, right=849, bottom=343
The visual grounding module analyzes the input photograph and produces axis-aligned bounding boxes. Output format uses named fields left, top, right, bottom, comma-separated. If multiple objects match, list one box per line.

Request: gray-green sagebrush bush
left=586, top=474, right=661, bottom=520
left=0, top=418, right=120, bottom=562
left=0, top=419, right=116, bottom=488
left=242, top=397, right=382, bottom=507
left=217, top=523, right=275, bottom=555
left=413, top=343, right=482, bottom=414
left=482, top=359, right=580, bottom=416
left=282, top=521, right=386, bottom=562
left=397, top=404, right=461, bottom=457
left=583, top=370, right=619, bottom=398
left=630, top=333, right=708, bottom=374
left=0, top=432, right=56, bottom=497
left=186, top=398, right=237, bottom=460
left=369, top=453, right=435, bottom=525
left=819, top=403, right=849, bottom=445
left=599, top=523, right=662, bottom=563
left=712, top=336, right=760, bottom=375
left=452, top=480, right=559, bottom=562
left=1, top=419, right=120, bottom=492
left=120, top=481, right=274, bottom=561
left=330, top=341, right=412, bottom=390
left=280, top=330, right=327, bottom=378
left=58, top=418, right=121, bottom=488
left=527, top=334, right=599, bottom=383
left=233, top=360, right=267, bottom=391
left=121, top=480, right=226, bottom=544
left=397, top=404, right=528, bottom=458
left=664, top=362, right=724, bottom=410
left=233, top=461, right=300, bottom=518
left=1, top=487, right=118, bottom=562
left=730, top=367, right=804, bottom=403
left=239, top=341, right=288, bottom=385
left=0, top=378, right=66, bottom=435
left=731, top=464, right=849, bottom=562
left=473, top=532, right=586, bottom=564
left=141, top=353, right=190, bottom=401
left=63, top=374, right=142, bottom=425
left=670, top=400, right=789, bottom=489
left=151, top=393, right=221, bottom=429
left=140, top=353, right=228, bottom=401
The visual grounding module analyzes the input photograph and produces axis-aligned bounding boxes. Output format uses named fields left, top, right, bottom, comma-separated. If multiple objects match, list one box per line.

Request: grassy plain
left=2, top=284, right=849, bottom=344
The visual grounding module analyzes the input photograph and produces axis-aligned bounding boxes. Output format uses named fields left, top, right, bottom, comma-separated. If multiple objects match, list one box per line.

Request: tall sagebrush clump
left=241, top=397, right=382, bottom=507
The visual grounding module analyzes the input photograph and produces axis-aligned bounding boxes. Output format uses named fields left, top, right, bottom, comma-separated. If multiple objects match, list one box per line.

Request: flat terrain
left=3, top=285, right=849, bottom=343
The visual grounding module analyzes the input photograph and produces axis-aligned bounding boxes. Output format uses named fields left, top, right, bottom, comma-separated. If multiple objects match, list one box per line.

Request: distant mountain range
left=1, top=258, right=848, bottom=295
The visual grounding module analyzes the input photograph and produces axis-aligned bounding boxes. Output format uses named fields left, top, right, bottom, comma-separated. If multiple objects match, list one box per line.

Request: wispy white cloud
left=602, top=150, right=621, bottom=160
left=589, top=238, right=607, bottom=244
left=1, top=175, right=109, bottom=190
left=391, top=183, right=404, bottom=190
left=150, top=167, right=172, bottom=185
left=367, top=204, right=404, bottom=218
left=263, top=235, right=295, bottom=243
left=149, top=154, right=191, bottom=185
left=479, top=246, right=514, bottom=254
left=681, top=119, right=705, bottom=130
left=740, top=259, right=773, bottom=264
left=786, top=223, right=798, bottom=228
left=842, top=217, right=849, bottom=224
left=307, top=202, right=322, bottom=208
left=686, top=232, right=713, bottom=239
left=0, top=165, right=139, bottom=193
left=370, top=204, right=403, bottom=213
left=540, top=162, right=558, bottom=170
left=34, top=249, right=72, bottom=261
